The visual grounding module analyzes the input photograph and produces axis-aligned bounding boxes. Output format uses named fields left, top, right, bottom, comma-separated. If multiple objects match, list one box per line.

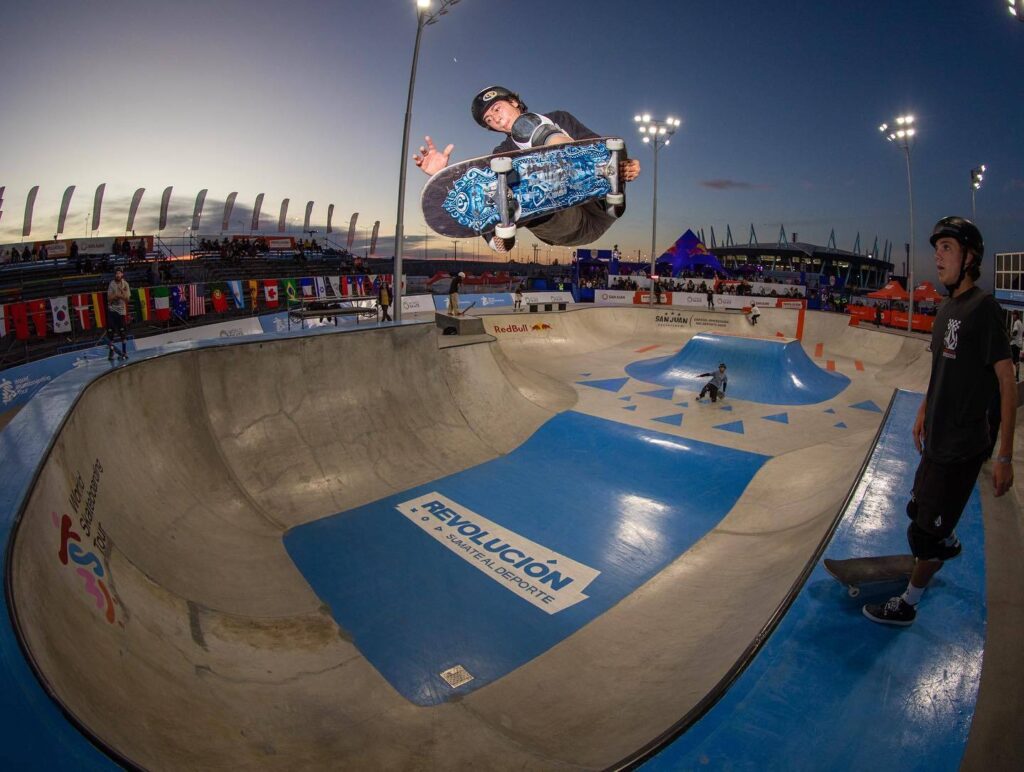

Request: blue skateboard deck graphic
left=422, top=138, right=620, bottom=238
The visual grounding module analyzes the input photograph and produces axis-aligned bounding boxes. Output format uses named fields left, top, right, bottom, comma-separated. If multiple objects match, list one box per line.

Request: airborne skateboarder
left=413, top=85, right=641, bottom=253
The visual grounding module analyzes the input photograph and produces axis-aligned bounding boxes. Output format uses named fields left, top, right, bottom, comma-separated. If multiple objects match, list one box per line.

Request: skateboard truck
left=604, top=138, right=625, bottom=215
left=490, top=156, right=517, bottom=240
left=823, top=554, right=915, bottom=598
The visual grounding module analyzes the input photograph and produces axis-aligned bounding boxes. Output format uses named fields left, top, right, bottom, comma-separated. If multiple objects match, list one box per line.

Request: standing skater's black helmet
left=471, top=86, right=526, bottom=129
left=929, top=216, right=984, bottom=261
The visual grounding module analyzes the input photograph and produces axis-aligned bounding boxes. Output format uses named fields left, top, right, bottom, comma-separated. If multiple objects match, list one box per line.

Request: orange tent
left=913, top=281, right=944, bottom=302
left=867, top=280, right=909, bottom=301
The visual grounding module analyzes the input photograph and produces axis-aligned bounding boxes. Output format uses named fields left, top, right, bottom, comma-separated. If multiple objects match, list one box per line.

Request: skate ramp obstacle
left=625, top=332, right=851, bottom=405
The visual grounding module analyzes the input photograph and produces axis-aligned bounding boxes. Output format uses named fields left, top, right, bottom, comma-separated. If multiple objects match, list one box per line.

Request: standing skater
left=377, top=279, right=392, bottom=322
left=863, top=216, right=1015, bottom=626
left=697, top=363, right=728, bottom=403
left=514, top=283, right=524, bottom=312
left=106, top=266, right=130, bottom=361
left=413, top=86, right=641, bottom=252
left=447, top=271, right=464, bottom=315
left=705, top=286, right=714, bottom=310
left=748, top=304, right=761, bottom=326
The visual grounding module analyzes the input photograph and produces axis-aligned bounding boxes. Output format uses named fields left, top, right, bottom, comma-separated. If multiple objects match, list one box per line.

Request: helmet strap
left=943, top=246, right=972, bottom=294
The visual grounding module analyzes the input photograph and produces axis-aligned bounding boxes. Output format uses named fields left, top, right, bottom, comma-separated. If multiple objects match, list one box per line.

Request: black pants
left=527, top=199, right=617, bottom=247
left=906, top=451, right=986, bottom=559
left=699, top=383, right=720, bottom=402
left=380, top=304, right=391, bottom=321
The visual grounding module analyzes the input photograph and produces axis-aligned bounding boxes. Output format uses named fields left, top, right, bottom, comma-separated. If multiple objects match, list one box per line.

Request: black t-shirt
left=924, top=286, right=1011, bottom=462
left=490, top=110, right=599, bottom=154
left=449, top=275, right=462, bottom=293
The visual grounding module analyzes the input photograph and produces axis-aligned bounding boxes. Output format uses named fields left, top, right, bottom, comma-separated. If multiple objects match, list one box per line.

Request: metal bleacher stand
left=285, top=295, right=379, bottom=330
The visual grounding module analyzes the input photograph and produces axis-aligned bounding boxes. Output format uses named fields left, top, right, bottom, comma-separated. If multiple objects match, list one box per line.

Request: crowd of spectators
left=1, top=243, right=58, bottom=264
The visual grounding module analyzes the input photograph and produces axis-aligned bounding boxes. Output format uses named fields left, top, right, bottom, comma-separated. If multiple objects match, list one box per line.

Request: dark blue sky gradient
left=1, top=0, right=1021, bottom=279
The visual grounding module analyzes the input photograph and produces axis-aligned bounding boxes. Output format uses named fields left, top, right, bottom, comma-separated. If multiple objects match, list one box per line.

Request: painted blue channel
left=644, top=390, right=986, bottom=770
left=625, top=332, right=850, bottom=405
left=285, top=410, right=769, bottom=707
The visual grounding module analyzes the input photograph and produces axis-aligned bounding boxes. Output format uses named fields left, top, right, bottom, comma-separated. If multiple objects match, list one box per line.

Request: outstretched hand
left=413, top=136, right=454, bottom=176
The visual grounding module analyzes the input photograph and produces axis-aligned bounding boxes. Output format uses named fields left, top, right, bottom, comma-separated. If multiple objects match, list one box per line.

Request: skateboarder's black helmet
left=929, top=216, right=984, bottom=260
left=471, top=86, right=526, bottom=130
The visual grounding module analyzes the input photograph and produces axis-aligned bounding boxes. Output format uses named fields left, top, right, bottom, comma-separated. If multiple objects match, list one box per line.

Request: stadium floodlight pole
left=879, top=114, right=917, bottom=332
left=393, top=0, right=461, bottom=322
left=635, top=113, right=681, bottom=306
left=970, top=164, right=986, bottom=221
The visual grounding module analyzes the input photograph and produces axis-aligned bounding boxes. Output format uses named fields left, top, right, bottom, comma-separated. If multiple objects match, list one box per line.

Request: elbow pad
left=510, top=113, right=567, bottom=150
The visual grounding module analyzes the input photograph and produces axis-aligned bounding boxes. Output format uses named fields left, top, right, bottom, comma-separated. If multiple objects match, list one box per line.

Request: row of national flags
left=0, top=275, right=394, bottom=340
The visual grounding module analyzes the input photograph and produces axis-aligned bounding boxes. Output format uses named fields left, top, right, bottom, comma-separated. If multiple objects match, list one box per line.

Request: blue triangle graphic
left=675, top=401, right=689, bottom=408
left=652, top=413, right=684, bottom=427
left=719, top=405, right=734, bottom=412
left=762, top=412, right=789, bottom=424
left=622, top=405, right=638, bottom=412
left=713, top=420, right=745, bottom=435
left=823, top=408, right=836, bottom=414
left=577, top=377, right=629, bottom=393
left=834, top=421, right=847, bottom=429
left=637, top=388, right=676, bottom=401
left=850, top=400, right=882, bottom=413
left=619, top=396, right=633, bottom=401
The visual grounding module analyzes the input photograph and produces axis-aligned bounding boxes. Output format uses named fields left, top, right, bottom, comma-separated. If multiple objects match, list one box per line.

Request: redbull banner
left=91, top=183, right=106, bottom=232
left=346, top=212, right=359, bottom=249
left=23, top=185, right=40, bottom=237
left=277, top=198, right=289, bottom=232
left=303, top=200, right=314, bottom=232
left=126, top=187, right=145, bottom=233
left=191, top=189, right=208, bottom=231
left=326, top=204, right=335, bottom=234
left=370, top=220, right=380, bottom=255
left=251, top=193, right=264, bottom=231
left=57, top=185, right=76, bottom=235
left=221, top=191, right=238, bottom=232
left=159, top=186, right=172, bottom=231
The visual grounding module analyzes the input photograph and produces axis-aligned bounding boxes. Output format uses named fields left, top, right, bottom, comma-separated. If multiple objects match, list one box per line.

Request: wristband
left=995, top=455, right=1012, bottom=464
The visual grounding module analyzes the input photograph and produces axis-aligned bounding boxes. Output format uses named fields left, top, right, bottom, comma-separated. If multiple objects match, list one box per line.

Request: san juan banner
left=251, top=193, right=264, bottom=231
left=57, top=185, right=76, bottom=235
left=126, top=188, right=145, bottom=233
left=370, top=220, right=380, bottom=256
left=222, top=191, right=238, bottom=232
left=303, top=200, right=314, bottom=232
left=347, top=212, right=359, bottom=249
left=22, top=185, right=39, bottom=237
left=326, top=204, right=335, bottom=234
left=91, top=183, right=106, bottom=232
left=278, top=198, right=289, bottom=233
left=191, top=189, right=208, bottom=232
left=158, top=186, right=173, bottom=231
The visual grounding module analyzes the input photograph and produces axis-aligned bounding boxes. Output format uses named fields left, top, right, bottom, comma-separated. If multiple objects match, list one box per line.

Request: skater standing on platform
left=514, top=284, right=523, bottom=311
left=706, top=286, right=714, bottom=310
left=413, top=85, right=641, bottom=253
left=697, top=363, right=728, bottom=403
left=448, top=271, right=464, bottom=315
left=864, top=216, right=1016, bottom=627
left=106, top=267, right=130, bottom=361
left=377, top=280, right=392, bottom=322
left=748, top=304, right=761, bottom=326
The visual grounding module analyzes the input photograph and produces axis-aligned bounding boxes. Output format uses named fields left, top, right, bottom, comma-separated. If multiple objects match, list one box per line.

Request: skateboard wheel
left=495, top=224, right=517, bottom=239
left=606, top=138, right=625, bottom=151
left=490, top=156, right=513, bottom=173
left=848, top=587, right=860, bottom=598
left=606, top=193, right=625, bottom=205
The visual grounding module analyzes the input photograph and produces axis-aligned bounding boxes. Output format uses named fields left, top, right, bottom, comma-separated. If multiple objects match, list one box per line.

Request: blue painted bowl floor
left=644, top=390, right=986, bottom=770
left=285, top=411, right=768, bottom=706
left=625, top=333, right=850, bottom=405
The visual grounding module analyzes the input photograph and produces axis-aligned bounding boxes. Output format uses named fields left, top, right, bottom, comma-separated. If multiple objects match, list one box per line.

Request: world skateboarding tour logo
left=52, top=458, right=120, bottom=625
left=395, top=492, right=600, bottom=614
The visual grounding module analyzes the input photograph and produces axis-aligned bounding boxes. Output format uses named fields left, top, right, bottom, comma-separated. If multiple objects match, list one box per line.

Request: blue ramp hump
left=624, top=333, right=849, bottom=406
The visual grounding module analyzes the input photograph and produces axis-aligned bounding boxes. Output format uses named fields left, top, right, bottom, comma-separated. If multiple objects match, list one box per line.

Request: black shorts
left=107, top=310, right=127, bottom=335
left=1012, top=344, right=1021, bottom=366
left=905, top=452, right=985, bottom=559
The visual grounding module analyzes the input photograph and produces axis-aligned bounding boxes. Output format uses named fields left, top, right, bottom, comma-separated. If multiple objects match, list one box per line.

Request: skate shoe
left=863, top=596, right=916, bottom=627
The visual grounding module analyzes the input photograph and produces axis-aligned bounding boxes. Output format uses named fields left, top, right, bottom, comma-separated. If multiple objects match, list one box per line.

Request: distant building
left=710, top=240, right=893, bottom=292
left=993, top=250, right=1023, bottom=321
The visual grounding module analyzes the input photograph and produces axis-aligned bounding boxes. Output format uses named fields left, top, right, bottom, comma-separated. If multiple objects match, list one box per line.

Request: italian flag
left=153, top=286, right=171, bottom=321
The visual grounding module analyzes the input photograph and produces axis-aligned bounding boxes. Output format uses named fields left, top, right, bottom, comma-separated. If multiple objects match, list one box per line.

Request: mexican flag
left=135, top=287, right=152, bottom=322
left=153, top=286, right=171, bottom=321
left=50, top=296, right=72, bottom=333
left=210, top=284, right=229, bottom=313
left=263, top=280, right=279, bottom=308
left=71, top=294, right=92, bottom=330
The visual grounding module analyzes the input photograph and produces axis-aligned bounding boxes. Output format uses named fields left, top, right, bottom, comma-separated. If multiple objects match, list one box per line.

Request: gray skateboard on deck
left=421, top=138, right=627, bottom=239
left=823, top=554, right=915, bottom=598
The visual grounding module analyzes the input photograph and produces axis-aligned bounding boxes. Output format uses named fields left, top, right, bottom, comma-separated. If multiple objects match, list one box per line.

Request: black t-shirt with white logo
left=925, top=286, right=1011, bottom=462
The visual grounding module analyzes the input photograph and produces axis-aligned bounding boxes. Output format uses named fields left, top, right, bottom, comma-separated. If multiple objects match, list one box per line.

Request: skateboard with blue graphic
left=421, top=138, right=626, bottom=239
